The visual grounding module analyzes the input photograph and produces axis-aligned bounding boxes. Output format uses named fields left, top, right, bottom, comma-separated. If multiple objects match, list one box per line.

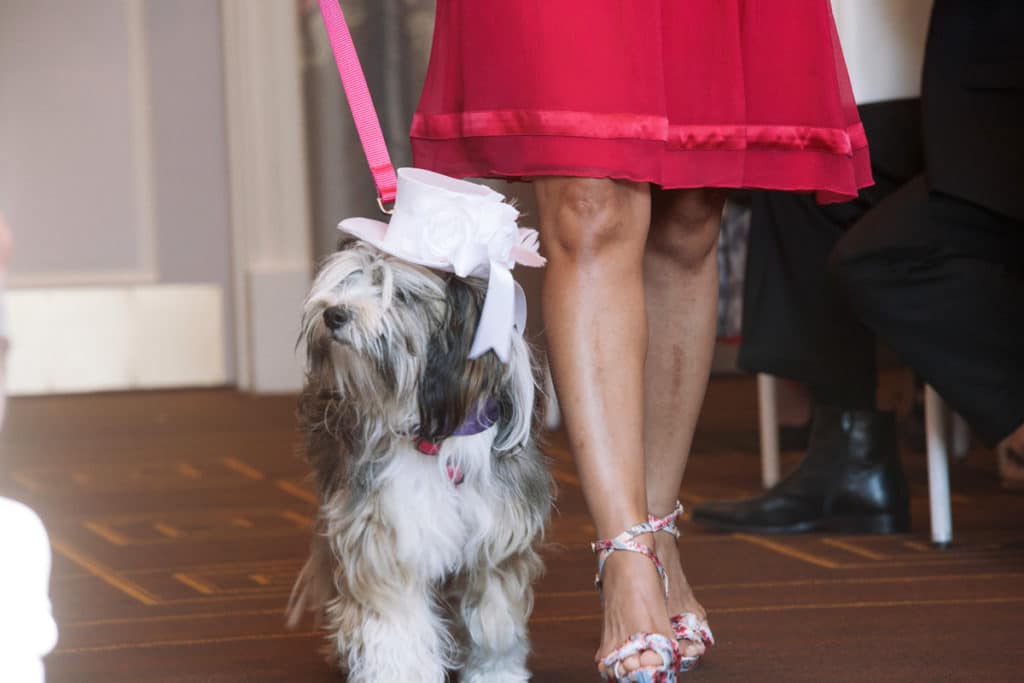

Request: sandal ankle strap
left=591, top=520, right=670, bottom=598
left=648, top=500, right=684, bottom=538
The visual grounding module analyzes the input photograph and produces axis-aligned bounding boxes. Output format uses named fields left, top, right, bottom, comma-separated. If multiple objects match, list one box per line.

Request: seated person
left=694, top=0, right=1024, bottom=533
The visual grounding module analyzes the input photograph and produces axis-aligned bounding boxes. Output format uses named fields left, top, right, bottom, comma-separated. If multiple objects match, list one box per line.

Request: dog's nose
left=323, top=306, right=352, bottom=330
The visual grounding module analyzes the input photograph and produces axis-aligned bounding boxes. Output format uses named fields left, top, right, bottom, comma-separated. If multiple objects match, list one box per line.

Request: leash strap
left=317, top=0, right=398, bottom=208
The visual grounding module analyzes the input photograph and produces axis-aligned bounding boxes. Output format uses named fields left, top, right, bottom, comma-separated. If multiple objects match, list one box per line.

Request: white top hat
left=339, top=168, right=545, bottom=362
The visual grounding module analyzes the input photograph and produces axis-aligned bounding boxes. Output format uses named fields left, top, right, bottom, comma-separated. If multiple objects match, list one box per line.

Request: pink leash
left=317, top=0, right=398, bottom=211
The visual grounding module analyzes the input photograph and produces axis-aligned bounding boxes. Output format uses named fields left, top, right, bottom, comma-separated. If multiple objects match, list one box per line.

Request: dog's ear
left=492, top=334, right=537, bottom=454
left=296, top=329, right=360, bottom=490
left=335, top=233, right=360, bottom=252
left=417, top=277, right=504, bottom=441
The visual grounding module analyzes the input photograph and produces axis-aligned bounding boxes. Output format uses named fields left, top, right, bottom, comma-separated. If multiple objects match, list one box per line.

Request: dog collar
left=415, top=400, right=500, bottom=485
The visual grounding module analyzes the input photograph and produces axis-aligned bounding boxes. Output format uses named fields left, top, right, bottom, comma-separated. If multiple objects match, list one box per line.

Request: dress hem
left=412, top=110, right=867, bottom=158
left=411, top=135, right=873, bottom=204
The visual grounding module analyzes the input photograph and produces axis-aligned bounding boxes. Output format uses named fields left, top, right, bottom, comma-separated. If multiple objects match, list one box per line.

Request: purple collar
left=451, top=399, right=500, bottom=436
left=415, top=400, right=500, bottom=486
left=416, top=399, right=499, bottom=451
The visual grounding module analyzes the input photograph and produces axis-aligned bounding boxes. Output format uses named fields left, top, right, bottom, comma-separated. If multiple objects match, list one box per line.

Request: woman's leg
left=643, top=188, right=726, bottom=656
left=534, top=177, right=671, bottom=674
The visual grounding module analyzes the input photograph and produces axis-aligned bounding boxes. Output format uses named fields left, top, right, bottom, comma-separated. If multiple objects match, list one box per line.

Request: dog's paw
left=461, top=666, right=531, bottom=683
left=348, top=669, right=446, bottom=683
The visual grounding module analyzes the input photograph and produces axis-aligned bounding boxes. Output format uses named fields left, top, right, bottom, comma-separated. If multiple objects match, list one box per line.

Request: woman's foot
left=652, top=530, right=707, bottom=659
left=595, top=532, right=676, bottom=678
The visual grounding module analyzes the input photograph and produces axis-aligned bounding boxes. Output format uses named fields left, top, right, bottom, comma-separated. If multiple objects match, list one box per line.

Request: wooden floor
left=2, top=375, right=1023, bottom=682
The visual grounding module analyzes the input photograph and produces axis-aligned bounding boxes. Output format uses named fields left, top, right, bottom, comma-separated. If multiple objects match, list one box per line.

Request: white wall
left=0, top=1, right=156, bottom=284
left=0, top=0, right=236, bottom=394
left=832, top=0, right=934, bottom=104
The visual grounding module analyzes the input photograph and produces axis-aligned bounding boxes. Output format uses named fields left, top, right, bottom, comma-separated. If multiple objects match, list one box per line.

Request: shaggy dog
left=288, top=238, right=553, bottom=683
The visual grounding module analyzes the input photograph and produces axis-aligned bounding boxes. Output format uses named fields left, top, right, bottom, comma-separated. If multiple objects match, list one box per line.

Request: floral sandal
left=649, top=502, right=715, bottom=672
left=592, top=519, right=681, bottom=682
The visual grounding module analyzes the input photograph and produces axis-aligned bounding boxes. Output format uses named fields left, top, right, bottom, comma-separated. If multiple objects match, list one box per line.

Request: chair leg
left=757, top=374, right=781, bottom=488
left=543, top=364, right=561, bottom=431
left=924, top=385, right=953, bottom=547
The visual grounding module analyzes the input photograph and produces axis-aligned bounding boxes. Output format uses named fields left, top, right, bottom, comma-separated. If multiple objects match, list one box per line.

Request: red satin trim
left=414, top=110, right=668, bottom=143
left=411, top=110, right=865, bottom=157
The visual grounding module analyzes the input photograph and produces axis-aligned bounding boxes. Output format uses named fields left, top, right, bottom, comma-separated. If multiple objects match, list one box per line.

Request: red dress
left=411, top=1, right=871, bottom=204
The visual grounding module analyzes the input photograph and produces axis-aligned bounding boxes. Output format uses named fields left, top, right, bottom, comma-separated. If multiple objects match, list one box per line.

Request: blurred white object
left=0, top=211, right=9, bottom=428
left=0, top=284, right=7, bottom=430
left=0, top=213, right=58, bottom=678
left=0, top=498, right=58, bottom=682
left=923, top=386, right=954, bottom=546
left=543, top=364, right=561, bottom=431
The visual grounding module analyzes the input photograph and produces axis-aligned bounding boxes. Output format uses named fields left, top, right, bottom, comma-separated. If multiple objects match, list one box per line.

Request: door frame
left=220, top=0, right=313, bottom=392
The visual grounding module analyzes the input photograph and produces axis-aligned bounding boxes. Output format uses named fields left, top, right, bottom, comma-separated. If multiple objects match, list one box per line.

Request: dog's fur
left=288, top=238, right=553, bottom=683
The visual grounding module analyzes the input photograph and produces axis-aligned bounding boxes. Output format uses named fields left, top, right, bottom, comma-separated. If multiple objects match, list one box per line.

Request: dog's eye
left=340, top=270, right=362, bottom=287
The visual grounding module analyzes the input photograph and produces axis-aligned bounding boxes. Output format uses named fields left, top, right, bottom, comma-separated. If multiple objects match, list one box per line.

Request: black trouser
left=831, top=177, right=1024, bottom=446
left=738, top=99, right=1024, bottom=446
left=738, top=100, right=924, bottom=410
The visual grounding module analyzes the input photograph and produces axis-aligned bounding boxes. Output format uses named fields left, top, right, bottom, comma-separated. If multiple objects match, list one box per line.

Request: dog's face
left=304, top=241, right=442, bottom=352
left=299, top=238, right=534, bottom=462
left=301, top=238, right=445, bottom=415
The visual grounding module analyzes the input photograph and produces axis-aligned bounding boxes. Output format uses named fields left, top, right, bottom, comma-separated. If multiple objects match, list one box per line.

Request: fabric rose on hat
left=416, top=193, right=521, bottom=277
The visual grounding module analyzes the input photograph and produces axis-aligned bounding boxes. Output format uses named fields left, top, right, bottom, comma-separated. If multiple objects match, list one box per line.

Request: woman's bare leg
left=534, top=177, right=671, bottom=674
left=643, top=188, right=726, bottom=656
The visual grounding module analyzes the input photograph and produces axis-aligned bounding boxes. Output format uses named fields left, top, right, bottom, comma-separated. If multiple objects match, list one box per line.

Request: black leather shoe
left=692, top=408, right=910, bottom=534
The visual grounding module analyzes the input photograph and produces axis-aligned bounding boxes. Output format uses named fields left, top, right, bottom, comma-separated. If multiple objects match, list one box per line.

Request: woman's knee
left=534, top=177, right=648, bottom=260
left=648, top=188, right=725, bottom=269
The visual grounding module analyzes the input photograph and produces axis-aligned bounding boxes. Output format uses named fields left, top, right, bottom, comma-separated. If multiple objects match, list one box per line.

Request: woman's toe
left=639, top=648, right=666, bottom=669
left=680, top=639, right=705, bottom=658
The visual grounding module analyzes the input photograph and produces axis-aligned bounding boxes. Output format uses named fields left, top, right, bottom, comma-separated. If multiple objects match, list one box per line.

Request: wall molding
left=8, top=268, right=159, bottom=289
left=7, top=0, right=158, bottom=289
left=6, top=284, right=226, bottom=395
left=125, top=0, right=159, bottom=285
left=220, top=0, right=312, bottom=393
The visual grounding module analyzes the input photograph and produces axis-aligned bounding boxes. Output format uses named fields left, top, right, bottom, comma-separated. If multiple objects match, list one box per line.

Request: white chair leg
left=757, top=374, right=781, bottom=488
left=543, top=363, right=561, bottom=431
left=951, top=411, right=970, bottom=461
left=924, top=385, right=953, bottom=546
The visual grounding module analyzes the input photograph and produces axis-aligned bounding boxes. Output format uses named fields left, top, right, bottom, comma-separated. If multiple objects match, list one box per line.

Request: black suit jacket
left=923, top=0, right=1024, bottom=222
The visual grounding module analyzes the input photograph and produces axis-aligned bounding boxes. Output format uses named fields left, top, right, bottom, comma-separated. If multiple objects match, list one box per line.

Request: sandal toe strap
left=671, top=613, right=715, bottom=647
left=601, top=632, right=681, bottom=680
